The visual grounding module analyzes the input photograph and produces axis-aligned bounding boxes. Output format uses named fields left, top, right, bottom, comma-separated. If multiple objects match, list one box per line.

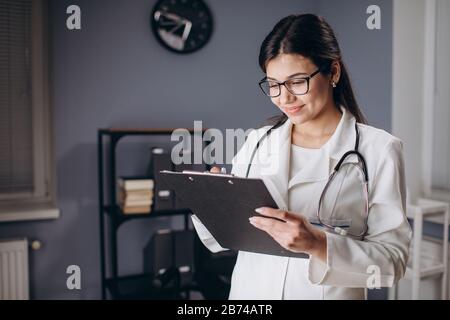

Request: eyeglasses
left=258, top=67, right=322, bottom=97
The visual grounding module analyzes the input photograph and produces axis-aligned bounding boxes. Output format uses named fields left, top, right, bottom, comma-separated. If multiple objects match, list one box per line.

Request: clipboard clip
left=181, top=169, right=235, bottom=178
left=159, top=169, right=236, bottom=179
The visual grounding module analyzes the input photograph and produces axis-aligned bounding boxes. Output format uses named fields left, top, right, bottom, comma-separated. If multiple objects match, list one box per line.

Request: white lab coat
left=191, top=107, right=412, bottom=299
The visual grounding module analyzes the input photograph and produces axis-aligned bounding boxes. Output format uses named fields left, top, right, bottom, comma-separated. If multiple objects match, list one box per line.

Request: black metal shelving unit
left=97, top=128, right=204, bottom=300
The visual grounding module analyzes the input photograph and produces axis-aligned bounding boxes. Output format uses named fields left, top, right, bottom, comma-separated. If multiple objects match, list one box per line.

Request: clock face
left=151, top=0, right=213, bottom=54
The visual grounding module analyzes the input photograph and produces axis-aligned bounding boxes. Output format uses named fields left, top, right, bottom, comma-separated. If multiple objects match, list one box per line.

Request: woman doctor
left=192, top=13, right=412, bottom=300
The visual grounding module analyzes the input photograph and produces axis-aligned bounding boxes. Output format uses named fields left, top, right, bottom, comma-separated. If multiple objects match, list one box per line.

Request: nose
left=278, top=84, right=296, bottom=105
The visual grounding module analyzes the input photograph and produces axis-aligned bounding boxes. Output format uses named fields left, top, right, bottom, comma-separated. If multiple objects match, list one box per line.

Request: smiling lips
left=284, top=105, right=304, bottom=115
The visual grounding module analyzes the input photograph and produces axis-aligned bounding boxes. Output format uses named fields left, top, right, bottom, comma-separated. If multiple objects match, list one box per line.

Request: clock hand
left=166, top=20, right=187, bottom=36
left=158, top=19, right=177, bottom=27
left=155, top=10, right=190, bottom=37
left=155, top=10, right=184, bottom=26
left=181, top=20, right=192, bottom=42
left=167, top=19, right=191, bottom=44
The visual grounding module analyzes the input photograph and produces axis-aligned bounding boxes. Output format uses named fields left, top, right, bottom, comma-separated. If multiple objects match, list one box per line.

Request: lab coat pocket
left=309, top=217, right=352, bottom=228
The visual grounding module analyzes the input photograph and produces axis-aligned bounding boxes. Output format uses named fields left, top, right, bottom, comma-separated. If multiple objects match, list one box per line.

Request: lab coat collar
left=288, top=107, right=359, bottom=188
left=324, top=106, right=358, bottom=163
left=258, top=106, right=359, bottom=209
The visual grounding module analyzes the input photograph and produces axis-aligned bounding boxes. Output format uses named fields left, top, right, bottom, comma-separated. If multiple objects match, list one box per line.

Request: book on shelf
left=120, top=204, right=152, bottom=215
left=117, top=176, right=155, bottom=215
left=118, top=189, right=154, bottom=202
left=118, top=176, right=154, bottom=191
left=121, top=199, right=153, bottom=207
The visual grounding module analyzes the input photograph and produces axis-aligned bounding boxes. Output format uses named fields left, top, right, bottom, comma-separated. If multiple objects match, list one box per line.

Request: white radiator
left=0, top=238, right=29, bottom=300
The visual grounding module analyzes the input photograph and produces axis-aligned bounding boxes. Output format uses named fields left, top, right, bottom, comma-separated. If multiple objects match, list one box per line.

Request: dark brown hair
left=259, top=14, right=367, bottom=126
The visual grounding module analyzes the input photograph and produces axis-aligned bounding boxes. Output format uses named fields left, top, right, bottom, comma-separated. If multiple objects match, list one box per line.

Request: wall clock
left=151, top=0, right=213, bottom=54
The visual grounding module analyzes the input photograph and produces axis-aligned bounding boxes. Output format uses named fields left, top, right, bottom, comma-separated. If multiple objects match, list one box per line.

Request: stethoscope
left=245, top=118, right=370, bottom=239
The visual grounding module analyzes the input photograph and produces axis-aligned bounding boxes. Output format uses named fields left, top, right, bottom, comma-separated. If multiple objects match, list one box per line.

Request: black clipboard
left=160, top=170, right=308, bottom=258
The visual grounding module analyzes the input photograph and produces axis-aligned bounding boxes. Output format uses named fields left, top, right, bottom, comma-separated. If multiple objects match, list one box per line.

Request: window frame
left=422, top=0, right=450, bottom=201
left=0, top=0, right=58, bottom=221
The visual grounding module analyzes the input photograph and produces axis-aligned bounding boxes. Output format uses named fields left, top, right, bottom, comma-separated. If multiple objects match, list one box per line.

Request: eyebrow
left=266, top=72, right=308, bottom=81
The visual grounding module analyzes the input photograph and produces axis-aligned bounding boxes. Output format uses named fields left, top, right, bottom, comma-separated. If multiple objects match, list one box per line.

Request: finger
left=249, top=218, right=279, bottom=238
left=210, top=166, right=221, bottom=173
left=249, top=216, right=294, bottom=238
left=250, top=216, right=288, bottom=232
left=250, top=221, right=293, bottom=249
left=250, top=219, right=298, bottom=251
left=255, top=207, right=302, bottom=225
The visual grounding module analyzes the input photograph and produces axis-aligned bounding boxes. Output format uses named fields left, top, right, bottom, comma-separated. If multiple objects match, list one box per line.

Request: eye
left=289, top=79, right=306, bottom=85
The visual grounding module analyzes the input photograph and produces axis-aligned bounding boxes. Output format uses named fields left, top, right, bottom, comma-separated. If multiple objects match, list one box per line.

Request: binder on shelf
left=175, top=230, right=195, bottom=287
left=143, top=229, right=195, bottom=279
left=147, top=147, right=175, bottom=211
left=173, top=151, right=207, bottom=173
left=143, top=229, right=174, bottom=277
left=174, top=230, right=195, bottom=271
left=173, top=150, right=207, bottom=209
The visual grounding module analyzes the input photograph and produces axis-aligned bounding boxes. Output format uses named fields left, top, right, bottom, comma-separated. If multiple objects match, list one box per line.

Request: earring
left=332, top=81, right=337, bottom=88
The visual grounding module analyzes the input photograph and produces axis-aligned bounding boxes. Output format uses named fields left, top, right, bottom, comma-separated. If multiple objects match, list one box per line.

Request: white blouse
left=285, top=144, right=323, bottom=299
left=289, top=144, right=322, bottom=181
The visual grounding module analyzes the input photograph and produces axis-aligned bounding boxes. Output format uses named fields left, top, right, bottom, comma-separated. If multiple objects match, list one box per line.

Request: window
left=430, top=0, right=450, bottom=192
left=0, top=0, right=58, bottom=221
left=419, top=0, right=450, bottom=201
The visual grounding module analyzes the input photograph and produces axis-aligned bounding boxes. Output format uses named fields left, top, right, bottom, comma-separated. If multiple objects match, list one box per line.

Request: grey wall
left=0, top=0, right=392, bottom=299
left=318, top=0, right=393, bottom=130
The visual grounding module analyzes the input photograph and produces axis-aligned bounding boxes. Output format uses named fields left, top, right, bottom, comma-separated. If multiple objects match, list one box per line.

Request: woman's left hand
left=249, top=207, right=327, bottom=262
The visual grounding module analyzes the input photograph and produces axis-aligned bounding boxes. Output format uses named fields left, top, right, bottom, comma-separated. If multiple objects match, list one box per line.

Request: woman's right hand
left=209, top=166, right=221, bottom=173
